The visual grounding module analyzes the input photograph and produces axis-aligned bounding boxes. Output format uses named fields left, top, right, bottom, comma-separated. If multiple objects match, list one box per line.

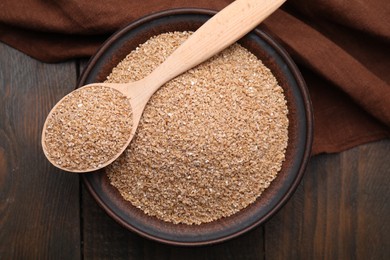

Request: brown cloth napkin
left=1, top=0, right=389, bottom=155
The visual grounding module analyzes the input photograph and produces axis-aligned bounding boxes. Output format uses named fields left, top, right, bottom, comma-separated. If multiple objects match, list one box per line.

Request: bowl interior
left=80, top=9, right=312, bottom=246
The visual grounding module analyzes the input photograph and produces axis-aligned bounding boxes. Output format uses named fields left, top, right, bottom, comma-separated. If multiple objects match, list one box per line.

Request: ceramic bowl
left=79, top=8, right=313, bottom=246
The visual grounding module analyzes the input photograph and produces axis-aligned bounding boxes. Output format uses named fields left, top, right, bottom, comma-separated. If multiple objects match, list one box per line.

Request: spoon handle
left=145, top=0, right=285, bottom=90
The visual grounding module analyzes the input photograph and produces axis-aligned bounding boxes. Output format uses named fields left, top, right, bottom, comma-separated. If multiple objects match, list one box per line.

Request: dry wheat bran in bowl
left=79, top=9, right=313, bottom=246
left=105, top=31, right=288, bottom=225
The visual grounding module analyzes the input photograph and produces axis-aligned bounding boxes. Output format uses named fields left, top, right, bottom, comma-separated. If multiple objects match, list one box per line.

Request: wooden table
left=1, top=41, right=389, bottom=259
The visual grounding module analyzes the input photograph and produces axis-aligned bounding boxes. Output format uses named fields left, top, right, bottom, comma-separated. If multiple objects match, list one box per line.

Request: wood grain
left=0, top=42, right=81, bottom=259
left=265, top=140, right=390, bottom=260
left=1, top=42, right=389, bottom=259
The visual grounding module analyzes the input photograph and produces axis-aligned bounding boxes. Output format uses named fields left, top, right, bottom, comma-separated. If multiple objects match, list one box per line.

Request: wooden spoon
left=42, top=0, right=286, bottom=172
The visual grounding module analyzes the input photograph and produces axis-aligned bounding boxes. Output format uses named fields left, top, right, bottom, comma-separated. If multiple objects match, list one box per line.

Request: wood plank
left=264, top=140, right=390, bottom=259
left=0, top=42, right=81, bottom=259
